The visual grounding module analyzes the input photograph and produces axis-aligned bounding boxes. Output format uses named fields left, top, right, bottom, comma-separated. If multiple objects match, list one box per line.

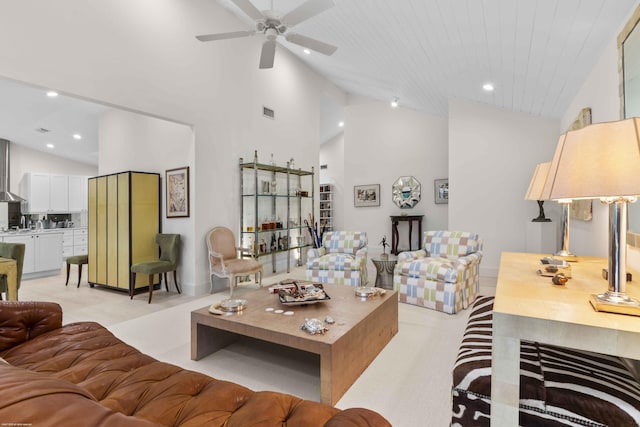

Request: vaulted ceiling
left=236, top=0, right=635, bottom=117
left=0, top=0, right=636, bottom=165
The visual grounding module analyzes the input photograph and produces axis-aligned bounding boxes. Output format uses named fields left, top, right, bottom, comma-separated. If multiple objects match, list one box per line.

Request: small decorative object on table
left=355, top=286, right=387, bottom=298
left=278, top=282, right=331, bottom=305
left=208, top=298, right=247, bottom=314
left=537, top=257, right=572, bottom=278
left=301, top=318, right=328, bottom=335
left=380, top=236, right=389, bottom=260
left=552, top=273, right=568, bottom=286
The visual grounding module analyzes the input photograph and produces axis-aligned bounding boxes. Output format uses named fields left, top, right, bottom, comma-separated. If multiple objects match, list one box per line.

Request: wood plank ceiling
left=220, top=0, right=637, bottom=118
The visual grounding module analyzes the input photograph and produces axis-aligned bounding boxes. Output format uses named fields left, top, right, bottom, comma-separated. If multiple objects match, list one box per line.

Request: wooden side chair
left=206, top=226, right=262, bottom=296
left=65, top=254, right=88, bottom=288
left=131, top=233, right=181, bottom=303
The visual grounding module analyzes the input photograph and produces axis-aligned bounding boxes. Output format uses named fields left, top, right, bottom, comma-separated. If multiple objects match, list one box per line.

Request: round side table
left=371, top=255, right=398, bottom=290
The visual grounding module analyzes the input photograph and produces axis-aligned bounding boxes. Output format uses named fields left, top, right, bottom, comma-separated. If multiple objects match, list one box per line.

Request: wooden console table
left=491, top=252, right=640, bottom=425
left=390, top=215, right=424, bottom=255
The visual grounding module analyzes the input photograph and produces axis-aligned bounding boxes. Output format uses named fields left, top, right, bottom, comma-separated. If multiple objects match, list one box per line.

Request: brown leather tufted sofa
left=0, top=301, right=391, bottom=427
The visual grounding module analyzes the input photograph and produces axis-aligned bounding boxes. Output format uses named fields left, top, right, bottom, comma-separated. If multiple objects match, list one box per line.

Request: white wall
left=98, top=109, right=194, bottom=287
left=342, top=101, right=448, bottom=257
left=448, top=98, right=560, bottom=276
left=0, top=0, right=337, bottom=295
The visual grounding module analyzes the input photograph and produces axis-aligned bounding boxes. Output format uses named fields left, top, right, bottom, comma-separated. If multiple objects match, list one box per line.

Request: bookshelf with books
left=319, top=184, right=333, bottom=232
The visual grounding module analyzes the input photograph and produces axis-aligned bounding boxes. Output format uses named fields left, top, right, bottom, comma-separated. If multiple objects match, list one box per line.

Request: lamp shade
left=542, top=117, right=640, bottom=201
left=525, top=162, right=551, bottom=200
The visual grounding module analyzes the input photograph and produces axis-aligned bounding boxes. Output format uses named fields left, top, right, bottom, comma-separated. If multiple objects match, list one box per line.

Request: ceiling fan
left=196, top=0, right=337, bottom=69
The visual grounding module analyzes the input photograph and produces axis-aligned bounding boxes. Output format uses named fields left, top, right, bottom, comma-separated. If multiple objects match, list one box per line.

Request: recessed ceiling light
left=46, top=91, right=58, bottom=97
left=482, top=83, right=495, bottom=92
left=338, top=121, right=344, bottom=127
left=73, top=133, right=82, bottom=140
left=46, top=143, right=54, bottom=149
left=303, top=48, right=311, bottom=55
left=390, top=97, right=399, bottom=108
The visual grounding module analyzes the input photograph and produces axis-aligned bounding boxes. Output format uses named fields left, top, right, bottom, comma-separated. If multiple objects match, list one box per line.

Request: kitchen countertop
left=0, top=227, right=86, bottom=236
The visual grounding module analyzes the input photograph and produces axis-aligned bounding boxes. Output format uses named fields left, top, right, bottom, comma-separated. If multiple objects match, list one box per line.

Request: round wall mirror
left=392, top=176, right=421, bottom=208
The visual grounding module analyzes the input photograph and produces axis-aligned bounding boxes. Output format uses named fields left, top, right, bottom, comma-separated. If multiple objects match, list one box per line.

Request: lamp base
left=532, top=216, right=552, bottom=222
left=589, top=292, right=640, bottom=316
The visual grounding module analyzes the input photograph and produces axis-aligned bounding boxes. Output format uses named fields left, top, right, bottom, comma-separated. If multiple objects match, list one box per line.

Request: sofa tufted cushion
left=0, top=301, right=63, bottom=351
left=0, top=301, right=390, bottom=427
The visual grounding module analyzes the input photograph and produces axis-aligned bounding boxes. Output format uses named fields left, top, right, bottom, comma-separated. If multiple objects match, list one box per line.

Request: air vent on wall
left=320, top=164, right=328, bottom=170
left=35, top=127, right=51, bottom=133
left=263, top=106, right=275, bottom=120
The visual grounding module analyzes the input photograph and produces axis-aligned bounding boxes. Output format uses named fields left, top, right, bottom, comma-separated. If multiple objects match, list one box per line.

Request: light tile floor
left=17, top=265, right=496, bottom=427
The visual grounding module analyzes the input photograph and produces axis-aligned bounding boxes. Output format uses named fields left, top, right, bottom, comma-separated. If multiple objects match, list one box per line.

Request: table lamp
left=542, top=117, right=640, bottom=315
left=524, top=162, right=552, bottom=222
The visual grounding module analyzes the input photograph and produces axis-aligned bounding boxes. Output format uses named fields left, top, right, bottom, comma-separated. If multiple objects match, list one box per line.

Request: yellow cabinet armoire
left=88, top=171, right=161, bottom=295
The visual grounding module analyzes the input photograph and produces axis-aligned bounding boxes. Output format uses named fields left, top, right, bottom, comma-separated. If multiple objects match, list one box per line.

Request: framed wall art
left=166, top=166, right=190, bottom=218
left=354, top=184, right=380, bottom=207
left=434, top=178, right=449, bottom=204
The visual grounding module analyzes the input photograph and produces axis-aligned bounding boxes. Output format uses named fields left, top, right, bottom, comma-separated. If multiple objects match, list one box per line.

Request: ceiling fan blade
left=283, top=0, right=334, bottom=27
left=196, top=30, right=255, bottom=42
left=285, top=33, right=337, bottom=56
left=259, top=40, right=276, bottom=69
left=230, top=0, right=264, bottom=21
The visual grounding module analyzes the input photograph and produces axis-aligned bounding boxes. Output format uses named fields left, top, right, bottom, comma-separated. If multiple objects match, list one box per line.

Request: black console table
left=390, top=215, right=424, bottom=255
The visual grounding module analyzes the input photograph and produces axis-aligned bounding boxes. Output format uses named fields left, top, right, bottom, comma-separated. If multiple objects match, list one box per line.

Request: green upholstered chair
left=0, top=242, right=25, bottom=301
left=65, top=254, right=88, bottom=288
left=130, top=233, right=181, bottom=303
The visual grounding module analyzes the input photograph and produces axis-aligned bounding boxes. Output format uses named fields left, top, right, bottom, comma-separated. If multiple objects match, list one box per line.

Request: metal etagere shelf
left=239, top=151, right=314, bottom=273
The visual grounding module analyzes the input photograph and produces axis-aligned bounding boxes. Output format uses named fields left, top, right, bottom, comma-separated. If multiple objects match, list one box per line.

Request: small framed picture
left=434, top=179, right=449, bottom=204
left=354, top=184, right=380, bottom=207
left=166, top=166, right=190, bottom=218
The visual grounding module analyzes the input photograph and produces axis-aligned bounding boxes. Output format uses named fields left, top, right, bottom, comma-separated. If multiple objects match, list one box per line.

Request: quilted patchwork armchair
left=393, top=230, right=482, bottom=314
left=306, top=231, right=368, bottom=286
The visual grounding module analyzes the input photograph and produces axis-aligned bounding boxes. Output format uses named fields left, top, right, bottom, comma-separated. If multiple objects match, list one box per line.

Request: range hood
left=0, top=139, right=25, bottom=202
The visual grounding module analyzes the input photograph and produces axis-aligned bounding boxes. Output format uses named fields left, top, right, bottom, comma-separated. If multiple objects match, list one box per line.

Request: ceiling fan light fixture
left=390, top=97, right=399, bottom=108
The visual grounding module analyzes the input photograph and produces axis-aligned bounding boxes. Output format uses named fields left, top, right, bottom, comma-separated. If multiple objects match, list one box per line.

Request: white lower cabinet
left=4, top=232, right=63, bottom=274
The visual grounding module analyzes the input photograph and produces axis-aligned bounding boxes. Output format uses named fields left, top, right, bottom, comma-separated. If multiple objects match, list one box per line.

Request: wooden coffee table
left=191, top=282, right=398, bottom=405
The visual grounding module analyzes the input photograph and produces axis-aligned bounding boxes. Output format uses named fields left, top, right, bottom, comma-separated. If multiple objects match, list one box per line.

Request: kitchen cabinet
left=21, top=173, right=50, bottom=213
left=3, top=232, right=62, bottom=275
left=50, top=175, right=69, bottom=212
left=63, top=227, right=88, bottom=258
left=22, top=173, right=89, bottom=214
left=73, top=227, right=88, bottom=255
left=68, top=176, right=88, bottom=212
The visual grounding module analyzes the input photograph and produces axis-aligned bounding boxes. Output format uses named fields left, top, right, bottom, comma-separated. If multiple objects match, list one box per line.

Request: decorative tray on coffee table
left=277, top=281, right=331, bottom=306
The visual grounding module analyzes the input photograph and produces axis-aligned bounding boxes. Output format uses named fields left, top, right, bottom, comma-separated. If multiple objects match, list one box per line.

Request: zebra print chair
left=452, top=296, right=640, bottom=426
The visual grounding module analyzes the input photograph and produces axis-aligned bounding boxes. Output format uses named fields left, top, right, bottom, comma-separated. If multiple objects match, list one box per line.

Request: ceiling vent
left=35, top=127, right=51, bottom=133
left=262, top=106, right=275, bottom=120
